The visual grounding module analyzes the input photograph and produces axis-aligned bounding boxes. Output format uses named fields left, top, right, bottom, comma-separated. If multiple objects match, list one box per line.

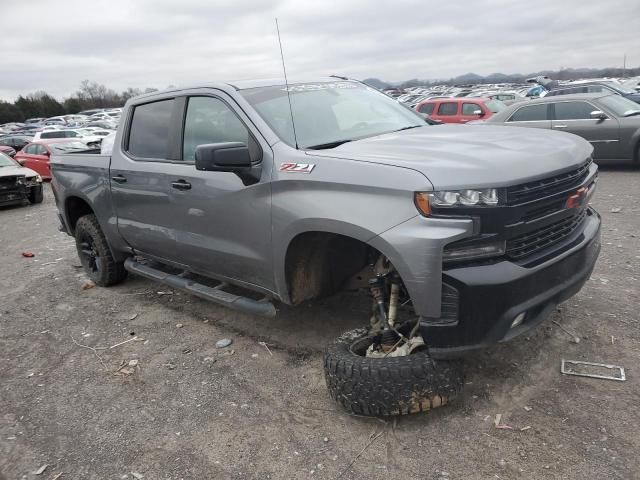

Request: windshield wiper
left=306, top=140, right=352, bottom=150
left=393, top=125, right=421, bottom=132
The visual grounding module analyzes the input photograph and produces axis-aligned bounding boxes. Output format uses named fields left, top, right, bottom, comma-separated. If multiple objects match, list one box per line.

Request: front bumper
left=0, top=183, right=30, bottom=206
left=422, top=207, right=601, bottom=356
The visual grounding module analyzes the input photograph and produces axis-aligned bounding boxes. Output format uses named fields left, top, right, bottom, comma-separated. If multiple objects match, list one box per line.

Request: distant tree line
left=0, top=80, right=160, bottom=124
left=364, top=65, right=640, bottom=90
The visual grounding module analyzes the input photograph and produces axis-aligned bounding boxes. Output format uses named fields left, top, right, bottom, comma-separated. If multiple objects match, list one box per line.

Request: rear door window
left=461, top=103, right=482, bottom=115
left=437, top=102, right=458, bottom=116
left=127, top=99, right=175, bottom=159
left=553, top=102, right=595, bottom=120
left=507, top=104, right=549, bottom=122
left=417, top=103, right=435, bottom=115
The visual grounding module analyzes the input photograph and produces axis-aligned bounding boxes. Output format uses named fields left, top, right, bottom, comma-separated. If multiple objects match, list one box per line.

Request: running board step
left=124, top=258, right=276, bottom=317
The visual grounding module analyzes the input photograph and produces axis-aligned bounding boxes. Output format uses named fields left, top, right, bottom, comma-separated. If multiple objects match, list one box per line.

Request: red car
left=15, top=139, right=88, bottom=180
left=414, top=98, right=506, bottom=124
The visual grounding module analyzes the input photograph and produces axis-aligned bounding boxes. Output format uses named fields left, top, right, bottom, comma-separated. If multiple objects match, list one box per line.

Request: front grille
left=506, top=159, right=592, bottom=205
left=0, top=175, right=19, bottom=190
left=506, top=209, right=587, bottom=260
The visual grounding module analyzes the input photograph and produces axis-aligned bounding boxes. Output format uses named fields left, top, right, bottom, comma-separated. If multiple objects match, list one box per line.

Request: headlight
left=414, top=188, right=500, bottom=216
left=429, top=188, right=499, bottom=207
left=26, top=175, right=42, bottom=184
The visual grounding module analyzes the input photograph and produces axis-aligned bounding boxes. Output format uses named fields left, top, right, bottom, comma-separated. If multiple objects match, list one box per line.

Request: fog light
left=443, top=240, right=506, bottom=262
left=511, top=312, right=526, bottom=328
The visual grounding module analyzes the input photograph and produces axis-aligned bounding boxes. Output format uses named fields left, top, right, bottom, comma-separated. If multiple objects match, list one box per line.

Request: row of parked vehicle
left=391, top=76, right=640, bottom=163
left=0, top=108, right=121, bottom=179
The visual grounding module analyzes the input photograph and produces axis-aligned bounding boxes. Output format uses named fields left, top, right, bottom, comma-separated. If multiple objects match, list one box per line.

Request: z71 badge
left=279, top=163, right=316, bottom=174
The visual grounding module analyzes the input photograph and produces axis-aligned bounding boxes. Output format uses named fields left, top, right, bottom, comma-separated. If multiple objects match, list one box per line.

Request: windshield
left=598, top=95, right=640, bottom=117
left=48, top=141, right=88, bottom=153
left=0, top=152, right=18, bottom=167
left=240, top=81, right=425, bottom=149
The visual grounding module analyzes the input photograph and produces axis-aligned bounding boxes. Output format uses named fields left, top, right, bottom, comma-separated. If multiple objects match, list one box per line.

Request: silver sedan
left=479, top=93, right=640, bottom=164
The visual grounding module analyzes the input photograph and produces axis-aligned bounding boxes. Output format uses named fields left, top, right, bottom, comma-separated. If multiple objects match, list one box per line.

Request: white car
left=76, top=128, right=113, bottom=138
left=43, top=116, right=67, bottom=126
left=89, top=111, right=120, bottom=121
left=34, top=129, right=103, bottom=147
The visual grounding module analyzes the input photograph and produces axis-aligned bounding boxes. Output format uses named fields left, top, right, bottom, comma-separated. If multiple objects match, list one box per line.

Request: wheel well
left=284, top=232, right=374, bottom=304
left=65, top=196, right=94, bottom=234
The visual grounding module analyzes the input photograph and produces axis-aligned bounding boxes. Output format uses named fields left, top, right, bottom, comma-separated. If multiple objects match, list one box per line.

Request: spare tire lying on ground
left=324, top=328, right=464, bottom=416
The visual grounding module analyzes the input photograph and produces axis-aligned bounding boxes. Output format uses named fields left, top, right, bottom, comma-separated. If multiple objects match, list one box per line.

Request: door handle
left=171, top=180, right=192, bottom=191
left=111, top=175, right=127, bottom=184
left=553, top=125, right=568, bottom=128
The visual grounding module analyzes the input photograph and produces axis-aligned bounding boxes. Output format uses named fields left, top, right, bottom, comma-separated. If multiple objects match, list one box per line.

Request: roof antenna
left=275, top=18, right=299, bottom=150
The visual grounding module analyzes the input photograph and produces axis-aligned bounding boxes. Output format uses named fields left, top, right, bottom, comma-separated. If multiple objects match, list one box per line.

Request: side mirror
left=195, top=142, right=261, bottom=186
left=195, top=142, right=251, bottom=172
left=42, top=151, right=50, bottom=157
left=473, top=109, right=484, bottom=116
left=590, top=110, right=607, bottom=120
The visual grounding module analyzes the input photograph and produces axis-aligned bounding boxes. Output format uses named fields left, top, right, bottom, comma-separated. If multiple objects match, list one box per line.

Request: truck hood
left=305, top=125, right=593, bottom=190
left=0, top=165, right=39, bottom=178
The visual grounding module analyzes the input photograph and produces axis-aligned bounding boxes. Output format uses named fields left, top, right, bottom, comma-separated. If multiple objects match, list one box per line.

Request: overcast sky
left=1, top=0, right=638, bottom=101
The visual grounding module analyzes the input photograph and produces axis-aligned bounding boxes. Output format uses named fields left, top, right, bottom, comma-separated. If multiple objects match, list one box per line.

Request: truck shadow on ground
left=118, top=273, right=558, bottom=418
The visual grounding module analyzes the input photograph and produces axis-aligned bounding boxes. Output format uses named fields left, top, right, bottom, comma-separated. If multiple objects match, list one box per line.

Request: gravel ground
left=1, top=164, right=639, bottom=480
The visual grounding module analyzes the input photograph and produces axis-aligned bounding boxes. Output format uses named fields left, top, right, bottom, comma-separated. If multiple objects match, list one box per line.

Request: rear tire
left=324, top=328, right=464, bottom=416
left=75, top=214, right=127, bottom=287
left=28, top=185, right=43, bottom=204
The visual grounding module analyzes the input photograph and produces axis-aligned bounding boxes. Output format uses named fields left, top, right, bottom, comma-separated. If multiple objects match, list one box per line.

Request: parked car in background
left=13, top=125, right=41, bottom=134
left=33, top=129, right=103, bottom=147
left=85, top=120, right=118, bottom=129
left=25, top=117, right=46, bottom=124
left=0, top=145, right=17, bottom=157
left=546, top=82, right=640, bottom=104
left=43, top=116, right=67, bottom=126
left=0, top=135, right=33, bottom=152
left=77, top=129, right=113, bottom=138
left=0, top=151, right=43, bottom=206
left=481, top=93, right=640, bottom=163
left=15, top=140, right=89, bottom=180
left=415, top=98, right=507, bottom=123
left=621, top=76, right=640, bottom=93
left=466, top=90, right=526, bottom=105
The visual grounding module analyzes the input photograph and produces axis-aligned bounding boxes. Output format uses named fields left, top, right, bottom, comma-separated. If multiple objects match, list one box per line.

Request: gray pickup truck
left=51, top=78, right=601, bottom=416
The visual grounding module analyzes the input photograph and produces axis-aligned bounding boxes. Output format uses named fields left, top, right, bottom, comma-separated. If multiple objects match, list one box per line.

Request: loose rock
left=216, top=338, right=233, bottom=348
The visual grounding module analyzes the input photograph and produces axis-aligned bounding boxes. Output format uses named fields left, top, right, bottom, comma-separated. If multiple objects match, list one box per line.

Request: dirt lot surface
left=1, top=165, right=639, bottom=480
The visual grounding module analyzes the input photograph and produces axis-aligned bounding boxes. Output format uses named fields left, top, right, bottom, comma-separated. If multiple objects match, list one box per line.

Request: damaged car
left=0, top=151, right=43, bottom=207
